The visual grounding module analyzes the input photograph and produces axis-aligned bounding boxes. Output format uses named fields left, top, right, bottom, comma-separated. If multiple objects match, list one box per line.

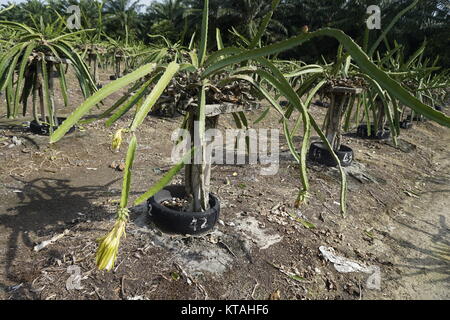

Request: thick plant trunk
left=115, top=56, right=122, bottom=78
left=374, top=98, right=386, bottom=135
left=47, top=62, right=57, bottom=127
left=32, top=66, right=40, bottom=125
left=184, top=113, right=218, bottom=212
left=87, top=54, right=92, bottom=71
left=6, top=70, right=14, bottom=119
left=325, top=92, right=349, bottom=151
left=90, top=53, right=99, bottom=85
left=376, top=98, right=386, bottom=134
left=36, top=62, right=46, bottom=123
left=324, top=87, right=362, bottom=151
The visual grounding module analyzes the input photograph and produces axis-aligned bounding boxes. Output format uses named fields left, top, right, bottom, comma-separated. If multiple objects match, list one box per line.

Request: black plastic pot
left=313, top=100, right=330, bottom=108
left=400, top=120, right=413, bottom=129
left=357, top=124, right=391, bottom=140
left=435, top=105, right=443, bottom=112
left=280, top=100, right=289, bottom=107
left=29, top=117, right=75, bottom=136
left=109, top=75, right=117, bottom=80
left=406, top=115, right=427, bottom=122
left=150, top=109, right=184, bottom=119
left=148, top=185, right=220, bottom=235
left=308, top=142, right=353, bottom=167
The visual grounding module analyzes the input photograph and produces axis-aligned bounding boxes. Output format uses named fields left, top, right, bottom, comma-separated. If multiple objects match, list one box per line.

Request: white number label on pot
left=190, top=217, right=208, bottom=232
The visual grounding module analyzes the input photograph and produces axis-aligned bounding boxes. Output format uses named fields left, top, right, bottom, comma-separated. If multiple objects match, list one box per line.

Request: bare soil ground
left=0, top=68, right=448, bottom=300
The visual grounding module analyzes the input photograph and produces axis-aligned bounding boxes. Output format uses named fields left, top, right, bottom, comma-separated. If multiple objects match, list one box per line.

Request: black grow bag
left=148, top=185, right=220, bottom=235
left=357, top=124, right=391, bottom=140
left=400, top=120, right=413, bottom=129
left=280, top=100, right=289, bottom=107
left=313, top=100, right=330, bottom=108
left=308, top=142, right=353, bottom=167
left=150, top=109, right=184, bottom=119
left=29, top=117, right=76, bottom=136
left=406, top=115, right=427, bottom=122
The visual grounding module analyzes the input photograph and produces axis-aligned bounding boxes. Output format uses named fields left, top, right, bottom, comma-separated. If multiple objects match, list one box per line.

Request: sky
left=1, top=0, right=25, bottom=5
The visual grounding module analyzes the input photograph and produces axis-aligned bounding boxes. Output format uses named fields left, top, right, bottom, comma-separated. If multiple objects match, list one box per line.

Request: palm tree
left=0, top=0, right=54, bottom=25
left=149, top=0, right=186, bottom=23
left=103, top=0, right=143, bottom=44
left=214, top=0, right=287, bottom=41
left=146, top=0, right=190, bottom=43
left=384, top=0, right=450, bottom=66
left=47, top=0, right=104, bottom=32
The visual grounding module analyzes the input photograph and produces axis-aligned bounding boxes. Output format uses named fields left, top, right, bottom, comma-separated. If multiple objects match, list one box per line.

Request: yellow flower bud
left=96, top=218, right=127, bottom=271
left=112, top=129, right=124, bottom=151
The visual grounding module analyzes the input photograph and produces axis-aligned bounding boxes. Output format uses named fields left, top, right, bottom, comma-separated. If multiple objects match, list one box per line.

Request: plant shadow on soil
left=370, top=171, right=450, bottom=298
left=387, top=207, right=449, bottom=284
left=0, top=176, right=120, bottom=298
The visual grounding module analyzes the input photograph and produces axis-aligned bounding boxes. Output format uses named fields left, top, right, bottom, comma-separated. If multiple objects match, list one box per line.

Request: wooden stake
left=325, top=86, right=362, bottom=151
left=376, top=98, right=386, bottom=134
left=36, top=62, right=46, bottom=122
left=47, top=62, right=57, bottom=127
left=115, top=55, right=122, bottom=78
left=32, top=65, right=40, bottom=125
left=93, top=54, right=99, bottom=85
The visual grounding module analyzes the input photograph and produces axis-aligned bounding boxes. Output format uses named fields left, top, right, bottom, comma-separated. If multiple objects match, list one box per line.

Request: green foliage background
left=1, top=0, right=449, bottom=67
